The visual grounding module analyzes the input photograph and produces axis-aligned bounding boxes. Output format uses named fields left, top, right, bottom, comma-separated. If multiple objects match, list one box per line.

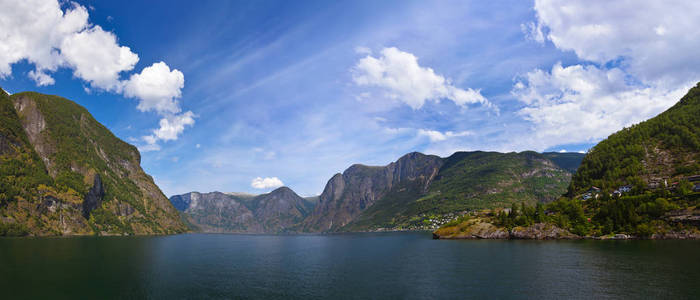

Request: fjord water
left=1, top=233, right=699, bottom=299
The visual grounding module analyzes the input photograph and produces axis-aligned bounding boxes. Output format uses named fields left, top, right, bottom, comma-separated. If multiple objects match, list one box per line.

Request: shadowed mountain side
left=170, top=187, right=312, bottom=233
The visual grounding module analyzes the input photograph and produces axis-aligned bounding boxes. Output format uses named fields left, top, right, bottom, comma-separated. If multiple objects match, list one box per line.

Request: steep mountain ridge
left=0, top=90, right=186, bottom=236
left=301, top=152, right=444, bottom=232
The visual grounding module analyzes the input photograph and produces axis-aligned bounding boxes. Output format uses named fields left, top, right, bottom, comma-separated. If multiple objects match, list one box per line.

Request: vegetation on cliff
left=0, top=89, right=186, bottom=236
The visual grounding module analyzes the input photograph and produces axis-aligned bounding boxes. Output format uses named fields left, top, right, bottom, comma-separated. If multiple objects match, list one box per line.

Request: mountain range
left=12, top=83, right=696, bottom=237
left=171, top=151, right=583, bottom=233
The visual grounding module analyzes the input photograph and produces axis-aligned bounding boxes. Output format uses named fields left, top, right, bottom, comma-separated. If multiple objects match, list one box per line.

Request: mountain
left=341, top=151, right=577, bottom=231
left=569, top=82, right=700, bottom=194
left=301, top=152, right=444, bottom=232
left=301, top=151, right=582, bottom=232
left=0, top=89, right=186, bottom=236
left=170, top=186, right=313, bottom=233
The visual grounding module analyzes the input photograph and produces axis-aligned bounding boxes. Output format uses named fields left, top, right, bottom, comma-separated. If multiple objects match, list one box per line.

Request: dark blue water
left=1, top=232, right=699, bottom=299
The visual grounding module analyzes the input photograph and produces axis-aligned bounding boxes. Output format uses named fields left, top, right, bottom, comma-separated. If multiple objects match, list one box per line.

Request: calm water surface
left=1, top=232, right=699, bottom=299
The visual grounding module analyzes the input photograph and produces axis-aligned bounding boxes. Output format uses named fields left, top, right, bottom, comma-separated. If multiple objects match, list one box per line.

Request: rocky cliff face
left=82, top=174, right=104, bottom=219
left=171, top=187, right=312, bottom=233
left=171, top=191, right=260, bottom=233
left=0, top=90, right=186, bottom=236
left=301, top=152, right=443, bottom=232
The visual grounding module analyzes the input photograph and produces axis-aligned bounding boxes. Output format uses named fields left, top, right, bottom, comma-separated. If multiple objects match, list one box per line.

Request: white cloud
left=251, top=177, right=284, bottom=189
left=513, top=63, right=688, bottom=148
left=0, top=0, right=193, bottom=151
left=532, top=0, right=700, bottom=86
left=0, top=1, right=138, bottom=89
left=143, top=111, right=196, bottom=145
left=513, top=0, right=700, bottom=150
left=353, top=47, right=494, bottom=111
left=28, top=70, right=55, bottom=86
left=60, top=25, right=139, bottom=91
left=124, top=62, right=184, bottom=114
left=196, top=144, right=201, bottom=149
left=0, top=0, right=87, bottom=80
left=417, top=129, right=473, bottom=142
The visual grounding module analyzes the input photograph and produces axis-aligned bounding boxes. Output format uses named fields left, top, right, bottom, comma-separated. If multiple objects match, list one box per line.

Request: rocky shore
left=432, top=218, right=700, bottom=240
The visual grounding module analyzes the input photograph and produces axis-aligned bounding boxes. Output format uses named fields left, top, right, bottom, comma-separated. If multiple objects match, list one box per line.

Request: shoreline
left=432, top=222, right=700, bottom=240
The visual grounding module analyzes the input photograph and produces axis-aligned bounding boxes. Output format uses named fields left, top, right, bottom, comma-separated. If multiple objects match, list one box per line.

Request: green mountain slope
left=0, top=90, right=186, bottom=236
left=344, top=151, right=577, bottom=231
left=473, top=83, right=700, bottom=238
left=570, top=83, right=700, bottom=194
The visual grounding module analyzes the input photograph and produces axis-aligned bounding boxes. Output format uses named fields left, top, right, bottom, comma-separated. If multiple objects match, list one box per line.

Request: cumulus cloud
left=0, top=0, right=86, bottom=80
left=124, top=62, right=185, bottom=114
left=353, top=47, right=494, bottom=111
left=28, top=70, right=56, bottom=86
left=251, top=177, right=284, bottom=189
left=0, top=0, right=137, bottom=89
left=141, top=111, right=196, bottom=151
left=60, top=25, right=139, bottom=90
left=532, top=0, right=700, bottom=86
left=0, top=0, right=193, bottom=150
left=514, top=0, right=700, bottom=150
left=417, top=129, right=473, bottom=142
left=513, top=63, right=688, bottom=148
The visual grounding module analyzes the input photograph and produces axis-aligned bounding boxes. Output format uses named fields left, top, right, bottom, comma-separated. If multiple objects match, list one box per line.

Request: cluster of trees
left=492, top=179, right=699, bottom=237
left=554, top=183, right=697, bottom=237
left=0, top=222, right=29, bottom=236
left=495, top=202, right=549, bottom=229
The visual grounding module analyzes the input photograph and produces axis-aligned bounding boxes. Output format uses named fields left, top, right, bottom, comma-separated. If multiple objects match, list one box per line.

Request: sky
left=2, top=0, right=700, bottom=197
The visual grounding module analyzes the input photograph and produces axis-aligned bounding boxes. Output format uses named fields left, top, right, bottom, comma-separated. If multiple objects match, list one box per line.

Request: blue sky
left=2, top=0, right=699, bottom=196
